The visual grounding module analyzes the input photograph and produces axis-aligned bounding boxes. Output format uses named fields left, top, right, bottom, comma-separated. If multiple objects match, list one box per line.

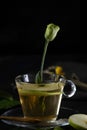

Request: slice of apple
left=68, top=114, right=87, bottom=130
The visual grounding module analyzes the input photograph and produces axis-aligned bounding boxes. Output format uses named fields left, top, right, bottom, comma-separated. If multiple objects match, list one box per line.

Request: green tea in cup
left=15, top=73, right=76, bottom=122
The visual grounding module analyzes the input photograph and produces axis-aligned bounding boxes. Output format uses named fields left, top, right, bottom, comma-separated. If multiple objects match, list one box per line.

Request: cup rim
left=15, top=73, right=60, bottom=85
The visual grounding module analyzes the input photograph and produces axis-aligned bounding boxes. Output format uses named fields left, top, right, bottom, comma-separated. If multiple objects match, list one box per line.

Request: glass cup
left=15, top=72, right=76, bottom=122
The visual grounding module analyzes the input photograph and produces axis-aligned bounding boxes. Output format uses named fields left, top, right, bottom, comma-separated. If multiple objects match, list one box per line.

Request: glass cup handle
left=63, top=80, right=76, bottom=98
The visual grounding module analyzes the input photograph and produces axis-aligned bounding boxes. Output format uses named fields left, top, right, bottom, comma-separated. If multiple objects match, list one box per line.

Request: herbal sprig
left=35, top=23, right=60, bottom=83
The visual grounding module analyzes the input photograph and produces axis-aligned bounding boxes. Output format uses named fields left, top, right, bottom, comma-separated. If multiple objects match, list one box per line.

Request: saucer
left=1, top=106, right=78, bottom=129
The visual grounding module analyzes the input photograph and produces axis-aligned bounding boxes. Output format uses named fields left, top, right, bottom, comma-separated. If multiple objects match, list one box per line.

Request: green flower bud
left=44, top=23, right=60, bottom=41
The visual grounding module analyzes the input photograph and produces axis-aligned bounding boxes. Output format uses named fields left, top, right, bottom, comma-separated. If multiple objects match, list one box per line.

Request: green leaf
left=0, top=99, right=20, bottom=109
left=35, top=126, right=64, bottom=130
left=0, top=90, right=20, bottom=109
left=54, top=126, right=64, bottom=130
left=35, top=71, right=42, bottom=83
left=0, top=90, right=13, bottom=101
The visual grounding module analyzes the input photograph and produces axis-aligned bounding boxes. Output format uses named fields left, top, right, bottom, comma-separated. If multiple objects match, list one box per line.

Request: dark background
left=1, top=3, right=87, bottom=130
left=0, top=1, right=82, bottom=56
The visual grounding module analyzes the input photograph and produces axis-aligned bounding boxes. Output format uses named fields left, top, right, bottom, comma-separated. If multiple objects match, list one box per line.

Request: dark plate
left=1, top=106, right=78, bottom=129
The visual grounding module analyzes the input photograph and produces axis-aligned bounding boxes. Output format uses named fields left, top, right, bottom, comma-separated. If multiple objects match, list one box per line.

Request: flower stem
left=40, top=40, right=49, bottom=82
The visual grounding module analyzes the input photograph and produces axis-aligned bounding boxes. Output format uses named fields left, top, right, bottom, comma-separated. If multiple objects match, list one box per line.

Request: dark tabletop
left=0, top=54, right=87, bottom=130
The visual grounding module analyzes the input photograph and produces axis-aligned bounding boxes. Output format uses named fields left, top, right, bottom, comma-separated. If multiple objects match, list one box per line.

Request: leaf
left=35, top=71, right=42, bottom=83
left=35, top=126, right=64, bottom=130
left=0, top=90, right=20, bottom=109
left=0, top=99, right=20, bottom=109
left=54, top=126, right=64, bottom=130
left=0, top=90, right=13, bottom=101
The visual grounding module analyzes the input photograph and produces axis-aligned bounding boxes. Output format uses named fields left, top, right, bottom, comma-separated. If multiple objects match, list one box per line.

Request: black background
left=1, top=3, right=87, bottom=130
left=0, top=1, right=82, bottom=56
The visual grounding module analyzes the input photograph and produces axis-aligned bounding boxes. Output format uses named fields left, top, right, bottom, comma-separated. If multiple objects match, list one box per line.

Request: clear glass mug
left=15, top=72, right=76, bottom=122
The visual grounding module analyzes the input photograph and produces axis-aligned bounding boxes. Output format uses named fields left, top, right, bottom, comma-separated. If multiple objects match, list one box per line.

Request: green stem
left=40, top=40, right=49, bottom=82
